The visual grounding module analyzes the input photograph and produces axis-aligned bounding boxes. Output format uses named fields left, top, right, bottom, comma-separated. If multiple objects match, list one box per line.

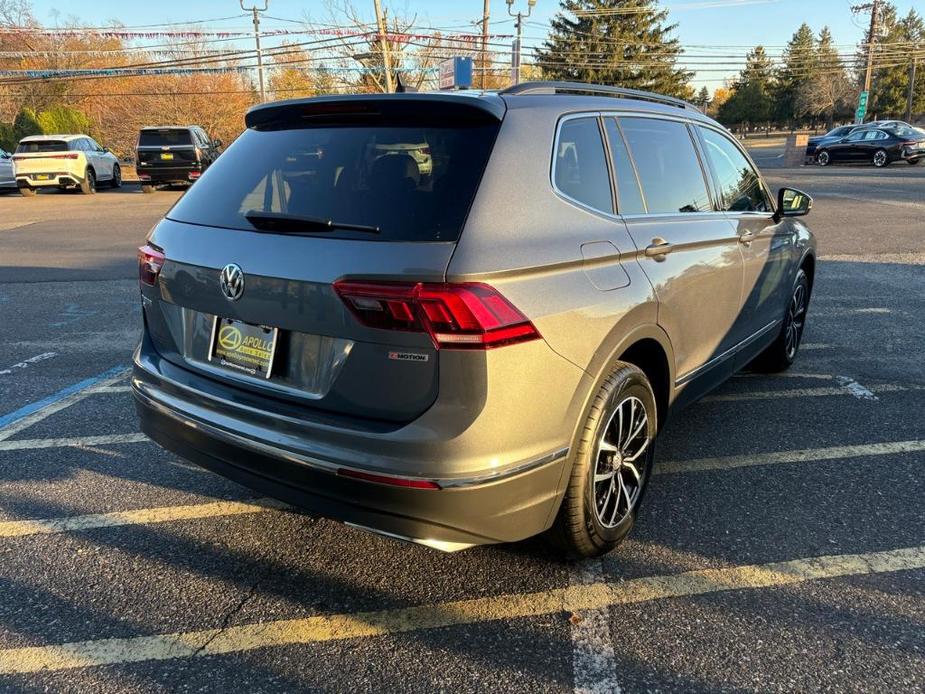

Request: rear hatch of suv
left=13, top=139, right=76, bottom=179
left=137, top=128, right=198, bottom=168
left=141, top=95, right=507, bottom=424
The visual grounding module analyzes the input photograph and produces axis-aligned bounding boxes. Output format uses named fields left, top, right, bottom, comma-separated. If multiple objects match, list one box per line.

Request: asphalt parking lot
left=0, top=162, right=923, bottom=691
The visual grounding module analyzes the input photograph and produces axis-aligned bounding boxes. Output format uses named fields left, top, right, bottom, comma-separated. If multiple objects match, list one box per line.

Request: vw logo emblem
left=219, top=264, right=245, bottom=301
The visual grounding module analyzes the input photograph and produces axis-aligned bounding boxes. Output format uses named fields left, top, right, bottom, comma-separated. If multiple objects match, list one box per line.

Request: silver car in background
left=133, top=82, right=816, bottom=557
left=0, top=149, right=14, bottom=190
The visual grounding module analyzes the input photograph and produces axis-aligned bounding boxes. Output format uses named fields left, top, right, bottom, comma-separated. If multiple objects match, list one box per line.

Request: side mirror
left=213, top=139, right=223, bottom=148
left=775, top=187, right=812, bottom=221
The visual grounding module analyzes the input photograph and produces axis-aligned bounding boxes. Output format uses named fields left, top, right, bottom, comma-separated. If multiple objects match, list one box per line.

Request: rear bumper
left=132, top=344, right=571, bottom=549
left=136, top=164, right=201, bottom=183
left=17, top=173, right=79, bottom=188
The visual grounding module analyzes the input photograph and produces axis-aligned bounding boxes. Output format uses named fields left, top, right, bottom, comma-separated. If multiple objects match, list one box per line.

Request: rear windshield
left=16, top=140, right=67, bottom=153
left=139, top=129, right=193, bottom=147
left=166, top=123, right=499, bottom=242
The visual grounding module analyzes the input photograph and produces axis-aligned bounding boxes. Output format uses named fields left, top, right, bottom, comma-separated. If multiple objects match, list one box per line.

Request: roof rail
left=499, top=81, right=700, bottom=113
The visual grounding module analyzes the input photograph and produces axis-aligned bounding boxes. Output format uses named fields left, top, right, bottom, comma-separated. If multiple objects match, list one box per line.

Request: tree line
left=709, top=4, right=924, bottom=130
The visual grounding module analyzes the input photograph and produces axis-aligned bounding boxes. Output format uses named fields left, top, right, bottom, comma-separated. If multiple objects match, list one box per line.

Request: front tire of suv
left=750, top=268, right=810, bottom=373
left=551, top=362, right=657, bottom=558
left=80, top=169, right=96, bottom=195
left=109, top=164, right=122, bottom=189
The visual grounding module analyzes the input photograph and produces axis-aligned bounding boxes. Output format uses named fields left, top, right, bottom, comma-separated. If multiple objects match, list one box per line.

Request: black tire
left=872, top=149, right=889, bottom=168
left=750, top=268, right=810, bottom=373
left=816, top=150, right=831, bottom=166
left=80, top=169, right=96, bottom=195
left=19, top=187, right=36, bottom=197
left=109, top=164, right=122, bottom=189
left=550, top=362, right=657, bottom=558
left=141, top=184, right=155, bottom=194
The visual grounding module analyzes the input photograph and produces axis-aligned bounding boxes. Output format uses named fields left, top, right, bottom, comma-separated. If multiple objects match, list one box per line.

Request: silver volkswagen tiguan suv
left=133, top=82, right=816, bottom=557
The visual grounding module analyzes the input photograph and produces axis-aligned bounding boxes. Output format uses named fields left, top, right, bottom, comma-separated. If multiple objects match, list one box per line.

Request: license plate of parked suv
left=208, top=317, right=278, bottom=380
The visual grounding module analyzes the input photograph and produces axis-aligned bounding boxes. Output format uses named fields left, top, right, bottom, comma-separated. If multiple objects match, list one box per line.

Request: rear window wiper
left=243, top=210, right=380, bottom=234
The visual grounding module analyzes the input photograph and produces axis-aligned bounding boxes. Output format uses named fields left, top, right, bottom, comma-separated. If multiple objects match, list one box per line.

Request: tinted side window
left=846, top=131, right=866, bottom=142
left=604, top=118, right=645, bottom=215
left=554, top=117, right=613, bottom=214
left=618, top=117, right=711, bottom=214
left=698, top=127, right=770, bottom=213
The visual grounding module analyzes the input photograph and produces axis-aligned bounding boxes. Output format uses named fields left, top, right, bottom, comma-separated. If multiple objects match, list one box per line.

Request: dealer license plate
left=208, top=317, right=278, bottom=380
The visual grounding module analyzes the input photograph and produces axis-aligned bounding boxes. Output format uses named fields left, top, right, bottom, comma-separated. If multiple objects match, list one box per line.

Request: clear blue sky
left=28, top=0, right=922, bottom=89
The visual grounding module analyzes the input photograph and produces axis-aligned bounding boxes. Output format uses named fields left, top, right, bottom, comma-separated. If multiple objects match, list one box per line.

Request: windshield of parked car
left=139, top=129, right=193, bottom=147
left=16, top=140, right=68, bottom=153
left=166, top=122, right=499, bottom=242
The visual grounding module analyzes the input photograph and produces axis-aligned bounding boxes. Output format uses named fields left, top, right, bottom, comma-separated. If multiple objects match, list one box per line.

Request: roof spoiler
left=245, top=93, right=506, bottom=130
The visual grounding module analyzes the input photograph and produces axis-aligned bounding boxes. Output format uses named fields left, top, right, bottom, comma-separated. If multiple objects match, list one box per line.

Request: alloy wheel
left=817, top=151, right=830, bottom=166
left=592, top=395, right=650, bottom=529
left=785, top=282, right=807, bottom=359
left=873, top=150, right=887, bottom=167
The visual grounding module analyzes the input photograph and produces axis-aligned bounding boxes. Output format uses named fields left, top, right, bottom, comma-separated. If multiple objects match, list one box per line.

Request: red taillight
left=138, top=173, right=151, bottom=181
left=138, top=244, right=165, bottom=287
left=12, top=153, right=78, bottom=160
left=337, top=468, right=441, bottom=490
left=188, top=171, right=201, bottom=180
left=333, top=281, right=541, bottom=350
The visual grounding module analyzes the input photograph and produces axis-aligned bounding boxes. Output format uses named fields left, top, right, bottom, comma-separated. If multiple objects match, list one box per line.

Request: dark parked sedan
left=816, top=126, right=925, bottom=167
left=805, top=125, right=855, bottom=158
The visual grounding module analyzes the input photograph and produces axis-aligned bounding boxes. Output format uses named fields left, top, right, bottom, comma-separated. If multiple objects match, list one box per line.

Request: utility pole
left=507, top=0, right=536, bottom=86
left=480, top=0, right=490, bottom=89
left=908, top=58, right=918, bottom=123
left=373, top=0, right=393, bottom=93
left=241, top=0, right=269, bottom=102
left=853, top=0, right=881, bottom=123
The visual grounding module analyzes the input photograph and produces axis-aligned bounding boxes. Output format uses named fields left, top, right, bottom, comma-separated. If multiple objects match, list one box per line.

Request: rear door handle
left=645, top=237, right=673, bottom=259
left=738, top=230, right=755, bottom=245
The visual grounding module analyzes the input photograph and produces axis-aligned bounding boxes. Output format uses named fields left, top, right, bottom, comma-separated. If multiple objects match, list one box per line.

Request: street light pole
left=241, top=0, right=269, bottom=102
left=373, top=0, right=394, bottom=93
left=853, top=0, right=881, bottom=123
left=907, top=58, right=917, bottom=123
left=506, top=0, right=536, bottom=86
left=480, top=0, right=490, bottom=89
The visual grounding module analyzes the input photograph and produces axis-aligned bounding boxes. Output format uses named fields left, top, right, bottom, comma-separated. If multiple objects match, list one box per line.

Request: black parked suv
left=135, top=126, right=222, bottom=193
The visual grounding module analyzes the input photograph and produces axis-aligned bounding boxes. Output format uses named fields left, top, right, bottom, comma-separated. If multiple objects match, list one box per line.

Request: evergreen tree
left=794, top=27, right=853, bottom=127
left=536, top=0, right=693, bottom=98
left=12, top=108, right=43, bottom=143
left=717, top=46, right=774, bottom=127
left=774, top=23, right=816, bottom=125
left=869, top=8, right=924, bottom=117
left=696, top=85, right=710, bottom=110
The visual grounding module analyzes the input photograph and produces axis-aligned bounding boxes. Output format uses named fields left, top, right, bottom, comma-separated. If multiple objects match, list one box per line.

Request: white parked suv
left=13, top=134, right=121, bottom=196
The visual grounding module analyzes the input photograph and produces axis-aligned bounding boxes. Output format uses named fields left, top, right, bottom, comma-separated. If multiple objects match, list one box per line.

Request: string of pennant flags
left=0, top=27, right=512, bottom=43
left=0, top=64, right=442, bottom=79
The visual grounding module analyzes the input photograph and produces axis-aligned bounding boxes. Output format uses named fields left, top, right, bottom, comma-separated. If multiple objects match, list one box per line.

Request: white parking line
left=570, top=559, right=621, bottom=694
left=0, top=433, right=147, bottom=452
left=0, top=368, right=130, bottom=442
left=800, top=343, right=830, bottom=351
left=0, top=352, right=56, bottom=376
left=658, top=439, right=925, bottom=475
left=0, top=543, right=922, bottom=675
left=703, top=382, right=917, bottom=403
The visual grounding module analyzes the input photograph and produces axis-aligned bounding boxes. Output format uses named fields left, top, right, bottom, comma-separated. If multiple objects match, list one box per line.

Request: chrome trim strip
left=133, top=373, right=569, bottom=489
left=343, top=523, right=477, bottom=553
left=675, top=319, right=780, bottom=386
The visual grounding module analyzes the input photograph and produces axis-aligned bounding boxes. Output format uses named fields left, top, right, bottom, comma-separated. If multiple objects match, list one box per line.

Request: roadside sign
left=855, top=90, right=869, bottom=123
left=438, top=57, right=473, bottom=91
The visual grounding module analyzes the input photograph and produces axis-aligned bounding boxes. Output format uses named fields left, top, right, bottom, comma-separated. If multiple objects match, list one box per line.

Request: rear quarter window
left=166, top=121, right=499, bottom=242
left=553, top=117, right=613, bottom=214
